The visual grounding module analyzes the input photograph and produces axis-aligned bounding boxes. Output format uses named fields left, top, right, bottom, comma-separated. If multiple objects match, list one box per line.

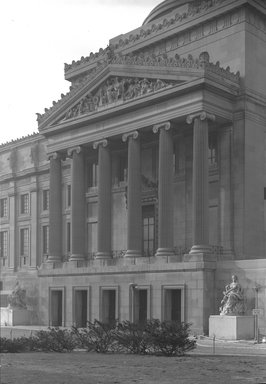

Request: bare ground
left=1, top=351, right=266, bottom=384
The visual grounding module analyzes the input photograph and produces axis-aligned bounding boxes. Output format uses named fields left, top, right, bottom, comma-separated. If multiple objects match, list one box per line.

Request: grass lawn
left=1, top=351, right=266, bottom=384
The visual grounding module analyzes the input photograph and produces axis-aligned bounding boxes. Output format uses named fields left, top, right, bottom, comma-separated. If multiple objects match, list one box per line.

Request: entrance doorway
left=74, top=290, right=88, bottom=328
left=133, top=288, right=149, bottom=324
left=50, top=290, right=63, bottom=326
left=164, top=288, right=182, bottom=322
left=101, top=289, right=116, bottom=325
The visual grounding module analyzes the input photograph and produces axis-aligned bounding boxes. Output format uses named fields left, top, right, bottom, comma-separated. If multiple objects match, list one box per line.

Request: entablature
left=38, top=52, right=240, bottom=134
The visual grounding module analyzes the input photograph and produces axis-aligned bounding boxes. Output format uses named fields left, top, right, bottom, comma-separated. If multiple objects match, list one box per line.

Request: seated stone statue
left=7, top=281, right=27, bottom=310
left=219, top=275, right=246, bottom=316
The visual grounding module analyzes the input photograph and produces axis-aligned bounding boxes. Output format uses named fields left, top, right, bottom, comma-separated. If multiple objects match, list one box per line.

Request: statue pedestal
left=0, top=307, right=31, bottom=326
left=209, top=315, right=255, bottom=340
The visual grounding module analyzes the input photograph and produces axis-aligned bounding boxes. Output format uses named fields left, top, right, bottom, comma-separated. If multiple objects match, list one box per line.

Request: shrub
left=147, top=320, right=196, bottom=356
left=112, top=321, right=151, bottom=354
left=34, top=328, right=77, bottom=352
left=0, top=337, right=32, bottom=353
left=72, top=320, right=116, bottom=353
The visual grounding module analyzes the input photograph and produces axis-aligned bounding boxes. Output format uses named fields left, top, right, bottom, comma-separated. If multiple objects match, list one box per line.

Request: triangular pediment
left=37, top=52, right=240, bottom=131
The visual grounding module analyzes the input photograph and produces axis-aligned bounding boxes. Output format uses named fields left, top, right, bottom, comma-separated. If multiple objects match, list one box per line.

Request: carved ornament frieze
left=62, top=76, right=175, bottom=121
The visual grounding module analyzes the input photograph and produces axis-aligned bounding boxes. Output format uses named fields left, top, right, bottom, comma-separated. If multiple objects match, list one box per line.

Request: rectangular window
left=43, top=190, right=50, bottom=211
left=264, top=188, right=266, bottom=200
left=88, top=162, right=98, bottom=188
left=0, top=231, right=8, bottom=258
left=67, top=185, right=71, bottom=208
left=118, top=154, right=127, bottom=182
left=142, top=205, right=155, bottom=257
left=208, top=133, right=218, bottom=166
left=43, top=225, right=49, bottom=255
left=21, top=194, right=30, bottom=214
left=67, top=222, right=71, bottom=253
left=20, top=228, right=29, bottom=256
left=73, top=289, right=88, bottom=328
left=0, top=198, right=7, bottom=218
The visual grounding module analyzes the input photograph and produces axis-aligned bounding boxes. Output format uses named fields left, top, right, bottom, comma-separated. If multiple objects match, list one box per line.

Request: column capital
left=67, top=146, right=83, bottom=157
left=122, top=131, right=139, bottom=142
left=47, top=152, right=63, bottom=161
left=93, top=139, right=108, bottom=150
left=186, top=111, right=216, bottom=125
left=153, top=121, right=171, bottom=134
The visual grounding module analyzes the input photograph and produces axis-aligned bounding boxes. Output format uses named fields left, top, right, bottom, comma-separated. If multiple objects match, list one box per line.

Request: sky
left=0, top=0, right=162, bottom=144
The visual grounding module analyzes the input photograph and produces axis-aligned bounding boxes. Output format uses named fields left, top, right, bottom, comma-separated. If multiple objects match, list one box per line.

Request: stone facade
left=0, top=0, right=266, bottom=335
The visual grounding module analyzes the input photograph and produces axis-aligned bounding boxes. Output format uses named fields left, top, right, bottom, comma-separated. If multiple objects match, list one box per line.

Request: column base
left=124, top=250, right=142, bottom=258
left=69, top=254, right=85, bottom=262
left=95, top=252, right=112, bottom=260
left=46, top=255, right=62, bottom=263
left=189, top=245, right=212, bottom=255
left=155, top=248, right=174, bottom=257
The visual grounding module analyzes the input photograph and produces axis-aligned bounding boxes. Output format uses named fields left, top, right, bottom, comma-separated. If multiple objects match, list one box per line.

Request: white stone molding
left=122, top=131, right=139, bottom=142
left=186, top=111, right=216, bottom=125
left=93, top=139, right=108, bottom=150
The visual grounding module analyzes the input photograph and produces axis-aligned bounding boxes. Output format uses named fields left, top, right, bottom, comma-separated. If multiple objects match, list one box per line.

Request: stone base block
left=209, top=315, right=255, bottom=340
left=0, top=307, right=31, bottom=326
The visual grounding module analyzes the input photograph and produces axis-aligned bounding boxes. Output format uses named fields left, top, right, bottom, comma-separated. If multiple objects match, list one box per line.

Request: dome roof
left=143, top=0, right=194, bottom=25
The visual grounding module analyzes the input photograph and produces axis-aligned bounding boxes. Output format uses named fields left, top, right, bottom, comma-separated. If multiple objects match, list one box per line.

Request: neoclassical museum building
left=0, top=0, right=266, bottom=334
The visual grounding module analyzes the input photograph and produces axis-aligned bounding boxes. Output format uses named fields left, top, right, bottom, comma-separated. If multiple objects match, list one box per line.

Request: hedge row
left=0, top=320, right=196, bottom=356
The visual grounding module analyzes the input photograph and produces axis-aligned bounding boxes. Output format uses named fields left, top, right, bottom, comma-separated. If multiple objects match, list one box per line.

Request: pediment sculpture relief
left=63, top=77, right=175, bottom=121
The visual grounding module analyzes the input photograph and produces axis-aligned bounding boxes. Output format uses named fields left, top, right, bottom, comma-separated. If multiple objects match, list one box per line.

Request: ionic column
left=68, top=146, right=86, bottom=261
left=153, top=122, right=174, bottom=257
left=186, top=112, right=215, bottom=254
left=47, top=152, right=62, bottom=262
left=122, top=131, right=142, bottom=258
left=93, top=139, right=112, bottom=259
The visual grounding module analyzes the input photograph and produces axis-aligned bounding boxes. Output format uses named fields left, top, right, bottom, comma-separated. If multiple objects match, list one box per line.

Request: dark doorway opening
left=164, top=289, right=182, bottom=322
left=75, top=290, right=88, bottom=328
left=102, top=290, right=116, bottom=325
left=134, top=289, right=148, bottom=324
left=51, top=290, right=63, bottom=326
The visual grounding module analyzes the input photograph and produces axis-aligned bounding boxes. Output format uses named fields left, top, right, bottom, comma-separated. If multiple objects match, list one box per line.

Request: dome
left=143, top=0, right=195, bottom=25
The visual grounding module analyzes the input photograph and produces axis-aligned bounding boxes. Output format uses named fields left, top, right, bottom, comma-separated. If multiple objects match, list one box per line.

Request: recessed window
left=88, top=161, right=98, bottom=188
left=100, top=288, right=118, bottom=325
left=67, top=222, right=71, bottom=254
left=130, top=285, right=151, bottom=324
left=208, top=133, right=218, bottom=166
left=67, top=185, right=71, bottom=208
left=21, top=194, right=30, bottom=214
left=0, top=231, right=8, bottom=259
left=142, top=205, right=155, bottom=257
left=264, top=188, right=266, bottom=200
left=118, top=154, right=127, bottom=183
left=43, top=190, right=50, bottom=211
left=0, top=198, right=7, bottom=218
left=20, top=228, right=29, bottom=257
left=43, top=225, right=49, bottom=255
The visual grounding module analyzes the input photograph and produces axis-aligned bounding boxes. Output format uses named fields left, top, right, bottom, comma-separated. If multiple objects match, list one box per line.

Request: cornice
left=0, top=132, right=40, bottom=151
left=37, top=52, right=239, bottom=131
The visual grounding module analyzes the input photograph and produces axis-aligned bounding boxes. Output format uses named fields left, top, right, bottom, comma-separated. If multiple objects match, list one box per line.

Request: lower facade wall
left=1, top=258, right=265, bottom=336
